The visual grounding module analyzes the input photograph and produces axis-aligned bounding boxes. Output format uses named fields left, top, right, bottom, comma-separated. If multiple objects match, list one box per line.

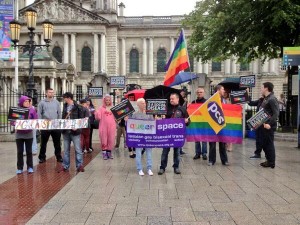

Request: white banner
left=126, top=119, right=156, bottom=134
left=15, top=118, right=89, bottom=130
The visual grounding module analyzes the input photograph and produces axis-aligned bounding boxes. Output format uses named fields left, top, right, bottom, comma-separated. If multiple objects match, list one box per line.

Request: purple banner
left=126, top=118, right=186, bottom=148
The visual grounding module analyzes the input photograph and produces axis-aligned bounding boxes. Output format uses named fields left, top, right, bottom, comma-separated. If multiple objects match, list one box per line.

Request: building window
left=240, top=62, right=250, bottom=71
left=52, top=46, right=62, bottom=63
left=210, top=85, right=215, bottom=96
left=81, top=46, right=91, bottom=71
left=157, top=48, right=166, bottom=72
left=130, top=49, right=139, bottom=73
left=212, top=61, right=221, bottom=71
left=76, top=85, right=83, bottom=100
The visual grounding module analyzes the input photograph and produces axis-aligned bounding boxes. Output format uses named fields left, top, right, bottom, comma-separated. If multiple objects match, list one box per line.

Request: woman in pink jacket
left=95, top=94, right=116, bottom=160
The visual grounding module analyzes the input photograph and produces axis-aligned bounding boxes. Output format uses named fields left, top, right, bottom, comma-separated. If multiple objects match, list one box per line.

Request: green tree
left=183, top=0, right=300, bottom=63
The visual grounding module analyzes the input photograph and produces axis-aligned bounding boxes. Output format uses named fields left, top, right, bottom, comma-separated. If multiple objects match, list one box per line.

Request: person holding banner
left=259, top=82, right=279, bottom=168
left=95, top=94, right=116, bottom=160
left=14, top=96, right=38, bottom=174
left=131, top=98, right=154, bottom=176
left=224, top=90, right=233, bottom=152
left=158, top=93, right=190, bottom=175
left=191, top=87, right=208, bottom=160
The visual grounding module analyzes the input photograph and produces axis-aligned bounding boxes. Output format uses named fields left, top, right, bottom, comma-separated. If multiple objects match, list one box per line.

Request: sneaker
left=250, top=154, right=261, bottom=159
left=58, top=166, right=69, bottom=173
left=16, top=169, right=23, bottom=174
left=222, top=161, right=230, bottom=166
left=138, top=170, right=144, bottom=176
left=28, top=168, right=34, bottom=173
left=202, top=155, right=207, bottom=160
left=174, top=168, right=181, bottom=174
left=148, top=169, right=153, bottom=176
left=107, top=151, right=113, bottom=159
left=88, top=148, right=93, bottom=152
left=77, top=165, right=85, bottom=172
left=208, top=161, right=214, bottom=166
left=193, top=155, right=200, bottom=160
left=158, top=169, right=165, bottom=175
left=102, top=151, right=108, bottom=160
left=129, top=154, right=136, bottom=158
left=83, top=149, right=88, bottom=154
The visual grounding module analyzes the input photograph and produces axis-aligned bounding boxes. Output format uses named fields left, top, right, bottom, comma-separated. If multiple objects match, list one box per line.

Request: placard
left=230, top=90, right=249, bottom=104
left=126, top=118, right=186, bottom=148
left=88, top=87, right=103, bottom=98
left=239, top=75, right=256, bottom=88
left=246, top=108, right=270, bottom=130
left=146, top=99, right=168, bottom=115
left=111, top=98, right=135, bottom=121
left=8, top=107, right=29, bottom=121
left=110, top=76, right=125, bottom=88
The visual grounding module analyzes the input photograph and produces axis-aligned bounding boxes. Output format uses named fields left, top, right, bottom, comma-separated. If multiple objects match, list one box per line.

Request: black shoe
left=202, top=155, right=207, bottom=160
left=129, top=153, right=136, bottom=158
left=260, top=161, right=275, bottom=168
left=39, top=159, right=46, bottom=163
left=222, top=161, right=230, bottom=166
left=250, top=154, right=261, bottom=159
left=158, top=169, right=165, bottom=175
left=57, top=158, right=63, bottom=163
left=180, top=151, right=186, bottom=155
left=174, top=168, right=181, bottom=174
left=193, top=155, right=200, bottom=160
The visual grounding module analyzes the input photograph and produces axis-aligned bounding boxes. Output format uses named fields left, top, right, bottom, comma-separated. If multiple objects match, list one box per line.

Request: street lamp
left=9, top=7, right=54, bottom=104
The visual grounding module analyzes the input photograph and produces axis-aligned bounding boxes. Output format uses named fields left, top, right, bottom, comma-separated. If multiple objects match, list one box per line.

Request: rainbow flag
left=163, top=29, right=189, bottom=86
left=186, top=104, right=243, bottom=144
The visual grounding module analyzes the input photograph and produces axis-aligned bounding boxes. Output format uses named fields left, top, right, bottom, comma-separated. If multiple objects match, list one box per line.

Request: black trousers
left=16, top=138, right=33, bottom=170
left=89, top=128, right=94, bottom=149
left=255, top=126, right=263, bottom=156
left=279, top=111, right=286, bottom=127
left=39, top=130, right=62, bottom=160
left=262, top=128, right=275, bottom=164
left=160, top=148, right=180, bottom=170
left=209, top=142, right=228, bottom=164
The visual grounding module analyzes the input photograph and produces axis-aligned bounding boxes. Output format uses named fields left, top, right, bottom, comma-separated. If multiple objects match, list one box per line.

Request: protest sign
left=230, top=90, right=249, bottom=104
left=239, top=75, right=256, bottom=88
left=88, top=87, right=103, bottom=98
left=111, top=98, right=135, bottom=121
left=8, top=107, right=29, bottom=121
left=14, top=118, right=89, bottom=130
left=126, top=118, right=186, bottom=148
left=146, top=99, right=168, bottom=115
left=110, top=76, right=125, bottom=88
left=247, top=108, right=270, bottom=130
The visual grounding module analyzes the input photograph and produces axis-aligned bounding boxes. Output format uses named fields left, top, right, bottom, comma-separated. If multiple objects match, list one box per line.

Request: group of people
left=13, top=81, right=279, bottom=176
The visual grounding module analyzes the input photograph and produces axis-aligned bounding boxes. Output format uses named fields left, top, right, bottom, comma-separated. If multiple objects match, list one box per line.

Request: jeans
left=195, top=142, right=207, bottom=156
left=135, top=148, right=152, bottom=171
left=160, top=147, right=180, bottom=170
left=16, top=138, right=33, bottom=170
left=63, top=133, right=83, bottom=169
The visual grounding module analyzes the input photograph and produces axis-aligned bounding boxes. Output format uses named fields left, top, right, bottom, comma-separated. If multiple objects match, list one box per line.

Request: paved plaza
left=1, top=136, right=300, bottom=225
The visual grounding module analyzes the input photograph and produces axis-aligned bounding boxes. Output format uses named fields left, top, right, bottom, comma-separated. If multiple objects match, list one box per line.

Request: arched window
left=81, top=46, right=91, bottom=71
left=129, top=49, right=139, bottom=73
left=157, top=48, right=166, bottom=72
left=52, top=46, right=62, bottom=63
left=240, top=62, right=250, bottom=71
left=212, top=61, right=221, bottom=71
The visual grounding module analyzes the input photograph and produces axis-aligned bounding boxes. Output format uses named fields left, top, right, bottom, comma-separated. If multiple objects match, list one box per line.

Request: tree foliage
left=183, top=0, right=300, bottom=63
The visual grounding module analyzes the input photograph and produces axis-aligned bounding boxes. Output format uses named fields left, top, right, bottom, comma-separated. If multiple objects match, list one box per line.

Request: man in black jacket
left=259, top=82, right=279, bottom=168
left=60, top=92, right=85, bottom=172
left=158, top=93, right=190, bottom=175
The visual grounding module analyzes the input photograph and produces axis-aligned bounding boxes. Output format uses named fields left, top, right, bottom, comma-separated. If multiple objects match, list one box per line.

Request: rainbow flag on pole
left=163, top=29, right=189, bottom=86
left=186, top=104, right=243, bottom=144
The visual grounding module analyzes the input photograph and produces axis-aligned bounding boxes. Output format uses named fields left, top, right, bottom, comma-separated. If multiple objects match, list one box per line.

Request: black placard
left=88, top=87, right=103, bottom=98
left=110, top=76, right=125, bottom=88
left=247, top=108, right=270, bottom=130
left=111, top=99, right=135, bottom=121
left=146, top=99, right=168, bottom=115
left=8, top=107, right=29, bottom=121
left=239, top=75, right=256, bottom=88
left=230, top=90, right=249, bottom=104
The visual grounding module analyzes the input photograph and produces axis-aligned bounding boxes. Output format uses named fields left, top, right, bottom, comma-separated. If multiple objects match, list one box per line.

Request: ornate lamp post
left=9, top=7, right=53, bottom=104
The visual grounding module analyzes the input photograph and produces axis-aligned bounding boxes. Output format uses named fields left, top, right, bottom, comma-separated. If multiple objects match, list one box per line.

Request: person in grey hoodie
left=38, top=88, right=63, bottom=163
left=14, top=96, right=38, bottom=174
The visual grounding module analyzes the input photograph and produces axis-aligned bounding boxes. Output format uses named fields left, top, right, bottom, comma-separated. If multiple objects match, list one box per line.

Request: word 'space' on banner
left=15, top=118, right=89, bottom=130
left=126, top=118, right=186, bottom=148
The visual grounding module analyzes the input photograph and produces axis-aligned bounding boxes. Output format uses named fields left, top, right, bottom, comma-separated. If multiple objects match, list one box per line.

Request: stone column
left=121, top=38, right=126, bottom=75
left=34, top=33, right=39, bottom=44
left=71, top=33, right=76, bottom=68
left=196, top=59, right=202, bottom=73
left=252, top=59, right=259, bottom=74
left=170, top=37, right=175, bottom=54
left=225, top=59, right=231, bottom=74
left=231, top=58, right=237, bottom=74
left=100, top=33, right=106, bottom=72
left=148, top=37, right=154, bottom=75
left=41, top=33, right=45, bottom=45
left=93, top=33, right=99, bottom=73
left=50, top=77, right=55, bottom=89
left=142, top=38, right=147, bottom=75
left=41, top=77, right=45, bottom=94
left=262, top=60, right=269, bottom=73
left=62, top=77, right=66, bottom=94
left=269, top=59, right=275, bottom=73
left=203, top=62, right=209, bottom=74
left=63, top=33, right=69, bottom=64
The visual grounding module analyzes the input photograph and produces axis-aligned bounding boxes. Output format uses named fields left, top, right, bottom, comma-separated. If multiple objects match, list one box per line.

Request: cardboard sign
left=111, top=98, right=135, bottom=121
left=88, top=87, right=103, bottom=98
left=239, top=75, right=256, bottom=87
left=146, top=99, right=168, bottom=115
left=110, top=76, right=125, bottom=88
left=126, top=118, right=186, bottom=148
left=247, top=108, right=270, bottom=130
left=230, top=90, right=249, bottom=104
left=8, top=107, right=29, bottom=121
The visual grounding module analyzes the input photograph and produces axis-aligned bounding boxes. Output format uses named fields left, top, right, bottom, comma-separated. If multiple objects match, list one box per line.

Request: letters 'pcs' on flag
left=163, top=30, right=189, bottom=86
